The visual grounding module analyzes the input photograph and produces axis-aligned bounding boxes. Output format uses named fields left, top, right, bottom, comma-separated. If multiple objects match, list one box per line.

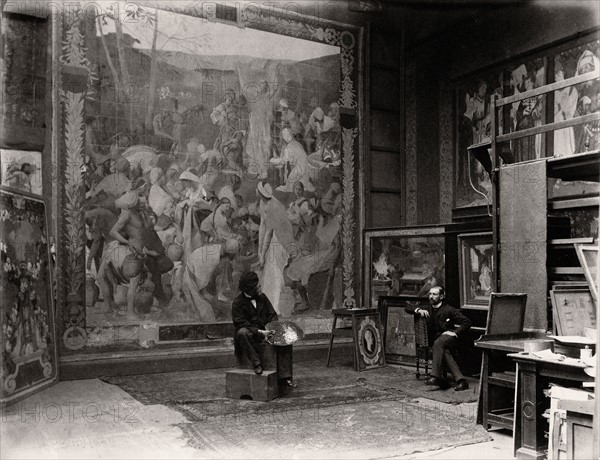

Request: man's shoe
left=425, top=376, right=448, bottom=388
left=454, top=379, right=469, bottom=391
left=253, top=365, right=263, bottom=375
left=283, top=378, right=297, bottom=388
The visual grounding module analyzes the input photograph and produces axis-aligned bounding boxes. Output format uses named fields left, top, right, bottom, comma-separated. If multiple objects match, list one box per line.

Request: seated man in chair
left=232, top=271, right=296, bottom=387
left=406, top=286, right=472, bottom=391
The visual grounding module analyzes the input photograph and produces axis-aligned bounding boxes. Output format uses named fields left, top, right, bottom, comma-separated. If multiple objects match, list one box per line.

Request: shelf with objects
left=467, top=44, right=599, bottom=454
left=466, top=60, right=599, bottom=333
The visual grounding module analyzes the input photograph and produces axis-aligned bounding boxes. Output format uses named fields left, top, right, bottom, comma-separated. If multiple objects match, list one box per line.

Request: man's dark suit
left=406, top=302, right=471, bottom=381
left=232, top=292, right=278, bottom=338
left=231, top=292, right=291, bottom=378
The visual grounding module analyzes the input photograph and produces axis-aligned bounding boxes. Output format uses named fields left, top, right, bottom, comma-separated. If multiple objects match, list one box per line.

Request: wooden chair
left=414, top=315, right=432, bottom=380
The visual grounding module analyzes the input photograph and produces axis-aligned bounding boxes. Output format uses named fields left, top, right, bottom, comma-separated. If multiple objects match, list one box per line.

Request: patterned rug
left=100, top=358, right=479, bottom=408
left=175, top=399, right=491, bottom=459
left=100, top=358, right=488, bottom=458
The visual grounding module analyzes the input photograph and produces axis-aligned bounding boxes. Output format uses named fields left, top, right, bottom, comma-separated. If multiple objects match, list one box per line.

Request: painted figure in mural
left=85, top=116, right=106, bottom=165
left=211, top=88, right=240, bottom=155
left=232, top=270, right=295, bottom=387
left=553, top=60, right=578, bottom=157
left=278, top=98, right=303, bottom=137
left=141, top=211, right=175, bottom=306
left=168, top=98, right=188, bottom=155
left=175, top=171, right=212, bottom=219
left=148, top=167, right=175, bottom=219
left=575, top=50, right=600, bottom=153
left=216, top=175, right=242, bottom=212
left=307, top=107, right=336, bottom=154
left=122, top=145, right=160, bottom=176
left=153, top=110, right=176, bottom=153
left=5, top=163, right=36, bottom=193
left=270, top=128, right=316, bottom=193
left=85, top=207, right=117, bottom=273
left=200, top=197, right=237, bottom=243
left=577, top=49, right=600, bottom=80
left=179, top=238, right=240, bottom=322
left=164, top=164, right=184, bottom=201
left=577, top=92, right=600, bottom=152
left=237, top=63, right=284, bottom=179
left=472, top=79, right=491, bottom=144
left=86, top=157, right=132, bottom=208
left=514, top=71, right=542, bottom=162
left=96, top=191, right=147, bottom=317
left=287, top=182, right=314, bottom=241
left=95, top=191, right=172, bottom=317
left=285, top=209, right=341, bottom=313
left=256, top=181, right=296, bottom=315
left=320, top=182, right=343, bottom=216
left=405, top=286, right=472, bottom=391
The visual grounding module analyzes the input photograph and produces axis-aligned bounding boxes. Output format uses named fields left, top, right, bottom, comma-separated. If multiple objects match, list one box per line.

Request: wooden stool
left=225, top=370, right=279, bottom=402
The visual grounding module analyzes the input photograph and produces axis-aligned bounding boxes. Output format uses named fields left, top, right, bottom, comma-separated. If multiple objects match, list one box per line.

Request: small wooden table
left=326, top=308, right=385, bottom=371
left=475, top=332, right=550, bottom=432
left=509, top=352, right=593, bottom=460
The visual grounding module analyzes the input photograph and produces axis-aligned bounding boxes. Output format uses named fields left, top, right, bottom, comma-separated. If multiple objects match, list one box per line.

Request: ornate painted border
left=405, top=61, right=417, bottom=226
left=56, top=2, right=363, bottom=350
left=438, top=80, right=453, bottom=223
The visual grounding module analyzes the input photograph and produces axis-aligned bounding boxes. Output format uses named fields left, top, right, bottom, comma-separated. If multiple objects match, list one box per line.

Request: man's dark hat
left=239, top=271, right=259, bottom=293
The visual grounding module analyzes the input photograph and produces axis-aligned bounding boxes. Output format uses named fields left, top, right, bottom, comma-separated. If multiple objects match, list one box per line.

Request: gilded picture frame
left=363, top=226, right=446, bottom=309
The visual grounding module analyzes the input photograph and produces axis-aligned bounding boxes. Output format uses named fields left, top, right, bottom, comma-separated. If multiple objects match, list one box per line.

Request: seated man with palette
left=232, top=271, right=296, bottom=388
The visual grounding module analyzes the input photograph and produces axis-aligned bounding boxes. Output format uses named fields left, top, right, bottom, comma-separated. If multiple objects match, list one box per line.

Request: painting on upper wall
left=56, top=2, right=361, bottom=350
left=0, top=150, right=43, bottom=196
left=553, top=40, right=600, bottom=157
left=455, top=58, right=546, bottom=209
left=455, top=36, right=600, bottom=210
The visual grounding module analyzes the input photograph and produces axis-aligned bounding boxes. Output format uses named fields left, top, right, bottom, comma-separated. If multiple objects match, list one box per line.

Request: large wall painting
left=455, top=36, right=600, bottom=210
left=455, top=58, right=546, bottom=209
left=56, top=2, right=361, bottom=350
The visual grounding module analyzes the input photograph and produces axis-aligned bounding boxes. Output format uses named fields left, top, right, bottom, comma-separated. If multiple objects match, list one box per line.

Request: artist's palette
left=266, top=321, right=304, bottom=346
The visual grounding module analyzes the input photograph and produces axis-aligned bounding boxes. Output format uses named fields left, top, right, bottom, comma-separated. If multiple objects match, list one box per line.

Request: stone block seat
left=226, top=343, right=293, bottom=401
left=225, top=369, right=279, bottom=402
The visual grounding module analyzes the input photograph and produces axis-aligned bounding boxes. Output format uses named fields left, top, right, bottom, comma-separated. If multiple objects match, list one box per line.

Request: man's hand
left=442, top=331, right=457, bottom=337
left=258, top=330, right=274, bottom=338
left=415, top=308, right=430, bottom=318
